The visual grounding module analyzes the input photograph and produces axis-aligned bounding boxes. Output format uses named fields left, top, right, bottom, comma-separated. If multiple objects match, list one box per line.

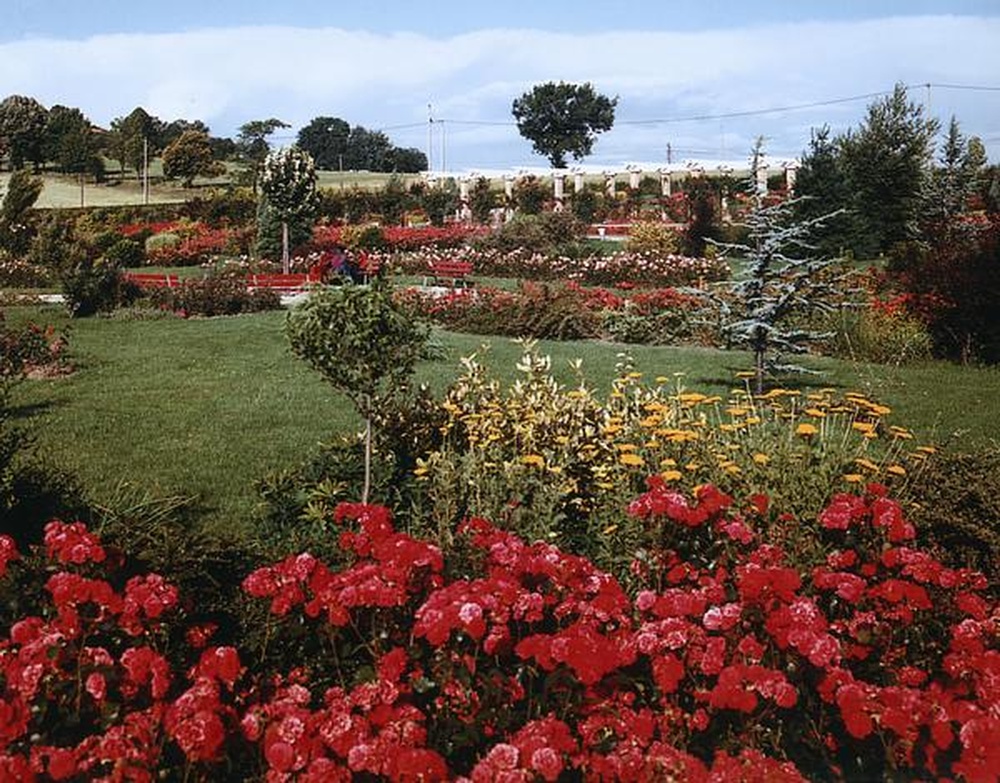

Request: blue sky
left=4, top=1, right=999, bottom=169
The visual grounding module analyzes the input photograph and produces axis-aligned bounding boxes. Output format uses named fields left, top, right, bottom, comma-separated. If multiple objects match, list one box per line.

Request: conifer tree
left=713, top=139, right=856, bottom=395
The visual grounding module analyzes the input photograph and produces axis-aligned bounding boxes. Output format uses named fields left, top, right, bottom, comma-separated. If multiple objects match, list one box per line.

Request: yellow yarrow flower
left=752, top=453, right=770, bottom=465
left=520, top=454, right=545, bottom=468
left=886, top=464, right=907, bottom=476
left=795, top=422, right=819, bottom=436
left=619, top=453, right=646, bottom=467
left=661, top=469, right=683, bottom=481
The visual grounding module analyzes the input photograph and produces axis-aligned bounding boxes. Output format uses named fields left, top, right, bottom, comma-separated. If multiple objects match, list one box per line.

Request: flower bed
left=393, top=247, right=728, bottom=288
left=0, top=485, right=995, bottom=780
left=395, top=282, right=702, bottom=343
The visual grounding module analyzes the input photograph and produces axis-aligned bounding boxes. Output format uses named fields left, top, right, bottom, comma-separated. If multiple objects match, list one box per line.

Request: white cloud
left=2, top=16, right=998, bottom=168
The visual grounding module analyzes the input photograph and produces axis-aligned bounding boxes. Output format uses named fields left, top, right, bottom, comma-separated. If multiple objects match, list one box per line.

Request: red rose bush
left=0, top=484, right=996, bottom=781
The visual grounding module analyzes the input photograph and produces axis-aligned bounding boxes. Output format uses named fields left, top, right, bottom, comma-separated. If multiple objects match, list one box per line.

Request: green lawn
left=8, top=305, right=1000, bottom=532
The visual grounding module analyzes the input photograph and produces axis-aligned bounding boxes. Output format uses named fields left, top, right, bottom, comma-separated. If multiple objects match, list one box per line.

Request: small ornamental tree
left=512, top=82, right=617, bottom=168
left=713, top=139, right=855, bottom=395
left=259, top=146, right=318, bottom=273
left=285, top=281, right=429, bottom=504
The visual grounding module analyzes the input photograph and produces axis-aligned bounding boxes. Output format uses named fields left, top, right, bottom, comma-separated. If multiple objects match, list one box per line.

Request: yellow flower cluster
left=413, top=344, right=935, bottom=526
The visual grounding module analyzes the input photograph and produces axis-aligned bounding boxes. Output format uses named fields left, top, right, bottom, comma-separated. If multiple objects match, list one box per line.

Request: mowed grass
left=8, top=305, right=1000, bottom=531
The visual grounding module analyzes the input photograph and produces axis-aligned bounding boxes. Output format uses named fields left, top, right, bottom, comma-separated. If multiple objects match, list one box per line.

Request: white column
left=659, top=169, right=672, bottom=196
left=574, top=170, right=585, bottom=193
left=458, top=177, right=472, bottom=221
left=784, top=163, right=799, bottom=194
left=756, top=163, right=769, bottom=195
left=628, top=168, right=641, bottom=191
left=605, top=172, right=616, bottom=198
left=553, top=172, right=565, bottom=212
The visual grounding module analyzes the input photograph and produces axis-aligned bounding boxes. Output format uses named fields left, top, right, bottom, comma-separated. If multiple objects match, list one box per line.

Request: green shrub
left=339, top=222, right=386, bottom=251
left=824, top=305, right=934, bottom=364
left=147, top=275, right=281, bottom=317
left=601, top=308, right=693, bottom=345
left=624, top=220, right=682, bottom=255
left=145, top=231, right=181, bottom=255
left=906, top=446, right=1000, bottom=591
left=512, top=175, right=548, bottom=215
left=0, top=253, right=52, bottom=288
left=60, top=259, right=139, bottom=317
left=102, top=237, right=146, bottom=268
left=476, top=212, right=584, bottom=255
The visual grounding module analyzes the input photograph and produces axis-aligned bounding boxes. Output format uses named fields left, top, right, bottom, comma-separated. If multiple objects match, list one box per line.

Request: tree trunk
left=362, top=413, right=372, bottom=505
left=754, top=347, right=765, bottom=397
left=281, top=220, right=290, bottom=274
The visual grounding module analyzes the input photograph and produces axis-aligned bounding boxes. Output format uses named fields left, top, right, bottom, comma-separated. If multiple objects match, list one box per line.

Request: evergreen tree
left=0, top=169, right=44, bottom=255
left=712, top=139, right=855, bottom=395
left=793, top=126, right=855, bottom=256
left=838, top=84, right=938, bottom=256
left=926, top=116, right=986, bottom=224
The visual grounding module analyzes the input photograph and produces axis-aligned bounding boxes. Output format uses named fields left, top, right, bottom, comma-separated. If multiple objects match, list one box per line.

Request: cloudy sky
left=3, top=0, right=999, bottom=170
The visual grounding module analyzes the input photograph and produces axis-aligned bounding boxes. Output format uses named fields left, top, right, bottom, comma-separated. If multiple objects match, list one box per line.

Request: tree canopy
left=162, top=130, right=225, bottom=187
left=511, top=82, right=617, bottom=168
left=0, top=95, right=48, bottom=170
left=838, top=83, right=938, bottom=255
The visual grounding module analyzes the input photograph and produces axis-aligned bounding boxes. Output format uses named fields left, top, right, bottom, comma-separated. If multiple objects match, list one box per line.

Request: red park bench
left=247, top=273, right=322, bottom=293
left=123, top=272, right=180, bottom=288
left=423, top=259, right=474, bottom=288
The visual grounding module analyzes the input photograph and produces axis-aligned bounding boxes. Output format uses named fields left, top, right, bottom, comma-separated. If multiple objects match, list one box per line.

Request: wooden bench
left=124, top=272, right=180, bottom=288
left=247, top=273, right=314, bottom=293
left=423, top=260, right=474, bottom=288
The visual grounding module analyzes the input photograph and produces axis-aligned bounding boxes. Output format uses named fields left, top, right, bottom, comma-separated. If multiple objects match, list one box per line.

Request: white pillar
left=784, top=163, right=798, bottom=194
left=756, top=163, right=769, bottom=195
left=504, top=175, right=515, bottom=221
left=458, top=177, right=472, bottom=221
left=605, top=172, right=616, bottom=198
left=574, top=171, right=585, bottom=193
left=553, top=172, right=565, bottom=212
left=628, top=168, right=641, bottom=191
left=659, top=169, right=672, bottom=197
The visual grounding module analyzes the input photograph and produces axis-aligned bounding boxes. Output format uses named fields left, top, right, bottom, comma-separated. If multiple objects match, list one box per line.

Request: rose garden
left=0, top=86, right=998, bottom=781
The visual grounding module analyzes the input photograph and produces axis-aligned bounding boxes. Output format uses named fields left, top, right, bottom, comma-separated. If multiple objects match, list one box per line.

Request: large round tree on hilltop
left=512, top=81, right=617, bottom=168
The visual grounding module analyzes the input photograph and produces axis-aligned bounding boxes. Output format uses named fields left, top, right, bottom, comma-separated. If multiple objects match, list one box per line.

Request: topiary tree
left=259, top=146, right=318, bottom=273
left=285, top=281, right=429, bottom=503
left=710, top=138, right=856, bottom=395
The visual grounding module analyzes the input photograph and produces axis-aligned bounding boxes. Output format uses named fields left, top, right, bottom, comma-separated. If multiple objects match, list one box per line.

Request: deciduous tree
left=512, top=82, right=617, bottom=168
left=42, top=105, right=101, bottom=178
left=286, top=281, right=429, bottom=504
left=0, top=95, right=48, bottom=170
left=236, top=118, right=289, bottom=192
left=162, top=130, right=225, bottom=187
left=259, top=146, right=317, bottom=273
left=296, top=116, right=350, bottom=170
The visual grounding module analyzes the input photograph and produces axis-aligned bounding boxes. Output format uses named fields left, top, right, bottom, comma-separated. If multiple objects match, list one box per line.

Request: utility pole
left=142, top=136, right=149, bottom=205
left=440, top=119, right=446, bottom=174
left=427, top=103, right=433, bottom=173
left=666, top=143, right=672, bottom=164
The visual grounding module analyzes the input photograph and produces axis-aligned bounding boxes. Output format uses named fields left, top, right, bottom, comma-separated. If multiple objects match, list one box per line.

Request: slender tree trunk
left=281, top=220, right=290, bottom=274
left=755, top=348, right=765, bottom=397
left=362, top=413, right=372, bottom=505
